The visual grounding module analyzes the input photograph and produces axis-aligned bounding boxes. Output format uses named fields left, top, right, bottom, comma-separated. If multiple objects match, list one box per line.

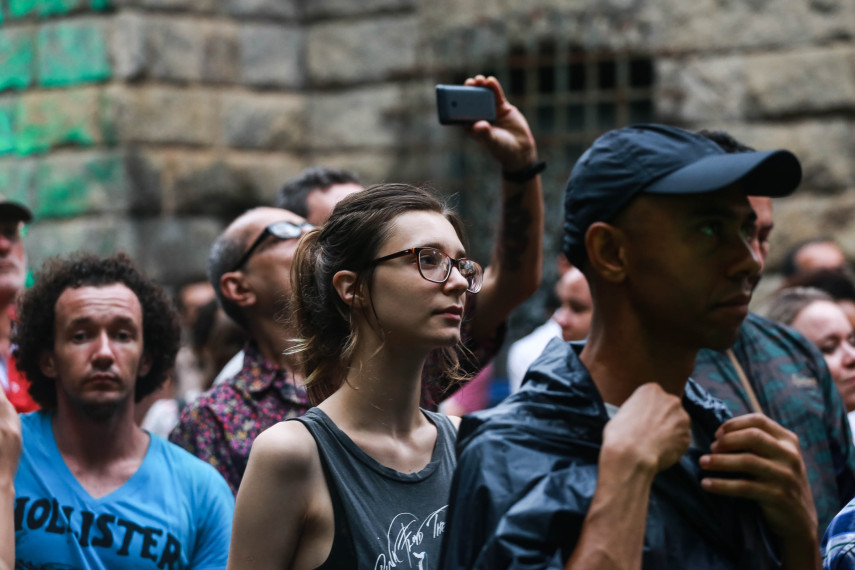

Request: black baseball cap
left=0, top=195, right=32, bottom=223
left=562, top=124, right=802, bottom=267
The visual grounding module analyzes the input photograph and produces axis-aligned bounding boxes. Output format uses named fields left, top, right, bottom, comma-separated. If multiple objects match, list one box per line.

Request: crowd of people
left=3, top=74, right=855, bottom=569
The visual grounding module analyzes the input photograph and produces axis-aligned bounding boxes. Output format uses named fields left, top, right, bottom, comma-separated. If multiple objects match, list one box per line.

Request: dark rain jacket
left=440, top=339, right=782, bottom=569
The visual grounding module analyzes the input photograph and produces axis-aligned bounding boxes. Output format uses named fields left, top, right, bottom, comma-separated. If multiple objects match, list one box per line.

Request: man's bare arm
left=0, top=388, right=21, bottom=570
left=565, top=383, right=690, bottom=569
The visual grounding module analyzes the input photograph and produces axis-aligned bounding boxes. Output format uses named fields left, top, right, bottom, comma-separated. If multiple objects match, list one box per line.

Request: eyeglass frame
left=370, top=247, right=483, bottom=293
left=231, top=220, right=315, bottom=272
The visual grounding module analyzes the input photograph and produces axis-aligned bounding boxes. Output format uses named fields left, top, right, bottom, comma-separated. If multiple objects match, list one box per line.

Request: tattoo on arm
left=498, top=190, right=532, bottom=271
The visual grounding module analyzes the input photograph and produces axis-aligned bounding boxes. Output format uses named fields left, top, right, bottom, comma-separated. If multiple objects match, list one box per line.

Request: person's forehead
left=55, top=283, right=143, bottom=323
left=383, top=211, right=464, bottom=254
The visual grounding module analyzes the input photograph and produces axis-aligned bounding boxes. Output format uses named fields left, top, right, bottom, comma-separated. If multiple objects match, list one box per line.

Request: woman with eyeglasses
left=227, top=183, right=482, bottom=570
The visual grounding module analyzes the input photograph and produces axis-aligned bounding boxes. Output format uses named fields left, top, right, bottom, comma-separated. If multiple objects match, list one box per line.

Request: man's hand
left=462, top=75, right=537, bottom=172
left=602, top=383, right=691, bottom=475
left=700, top=414, right=820, bottom=569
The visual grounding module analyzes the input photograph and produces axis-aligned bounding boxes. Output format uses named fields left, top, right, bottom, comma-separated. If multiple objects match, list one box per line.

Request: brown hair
left=289, top=183, right=469, bottom=405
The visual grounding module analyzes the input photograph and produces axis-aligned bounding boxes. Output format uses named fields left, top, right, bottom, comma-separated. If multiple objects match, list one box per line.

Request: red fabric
left=4, top=306, right=38, bottom=413
left=6, top=351, right=37, bottom=413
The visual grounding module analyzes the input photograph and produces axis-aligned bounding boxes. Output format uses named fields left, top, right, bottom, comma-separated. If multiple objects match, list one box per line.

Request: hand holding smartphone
left=436, top=85, right=497, bottom=125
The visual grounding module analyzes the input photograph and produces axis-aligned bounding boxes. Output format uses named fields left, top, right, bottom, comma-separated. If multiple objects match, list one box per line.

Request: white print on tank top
left=374, top=505, right=447, bottom=570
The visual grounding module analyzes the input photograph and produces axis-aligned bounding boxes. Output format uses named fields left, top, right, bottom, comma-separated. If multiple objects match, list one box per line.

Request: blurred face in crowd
left=0, top=219, right=26, bottom=303
left=795, top=241, right=846, bottom=275
left=747, top=196, right=773, bottom=269
left=790, top=299, right=855, bottom=411
left=553, top=267, right=593, bottom=342
left=306, top=183, right=364, bottom=226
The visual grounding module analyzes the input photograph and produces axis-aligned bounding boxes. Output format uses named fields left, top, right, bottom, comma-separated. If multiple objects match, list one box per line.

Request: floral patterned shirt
left=169, top=342, right=311, bottom=495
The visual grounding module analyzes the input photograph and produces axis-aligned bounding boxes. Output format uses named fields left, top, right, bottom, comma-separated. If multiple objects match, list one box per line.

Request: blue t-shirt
left=14, top=411, right=234, bottom=569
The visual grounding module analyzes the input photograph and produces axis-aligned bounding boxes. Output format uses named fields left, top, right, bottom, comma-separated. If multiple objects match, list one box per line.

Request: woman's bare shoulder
left=249, top=420, right=320, bottom=478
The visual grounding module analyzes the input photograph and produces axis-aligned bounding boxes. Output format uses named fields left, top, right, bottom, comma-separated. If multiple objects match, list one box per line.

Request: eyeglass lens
left=417, top=248, right=482, bottom=292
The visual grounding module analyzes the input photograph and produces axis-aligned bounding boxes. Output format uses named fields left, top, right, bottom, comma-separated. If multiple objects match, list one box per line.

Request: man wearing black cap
left=441, top=124, right=818, bottom=569
left=0, top=197, right=36, bottom=413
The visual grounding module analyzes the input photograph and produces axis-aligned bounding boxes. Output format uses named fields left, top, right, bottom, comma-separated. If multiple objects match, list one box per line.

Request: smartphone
left=436, top=85, right=497, bottom=125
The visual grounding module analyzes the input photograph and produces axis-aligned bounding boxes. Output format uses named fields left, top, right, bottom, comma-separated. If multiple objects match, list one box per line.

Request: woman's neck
left=320, top=339, right=432, bottom=436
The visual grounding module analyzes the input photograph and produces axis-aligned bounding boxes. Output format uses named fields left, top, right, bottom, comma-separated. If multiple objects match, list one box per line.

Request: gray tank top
left=294, top=407, right=457, bottom=570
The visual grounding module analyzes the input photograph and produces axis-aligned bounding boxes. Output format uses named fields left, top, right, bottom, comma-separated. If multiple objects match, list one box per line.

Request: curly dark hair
left=13, top=252, right=181, bottom=412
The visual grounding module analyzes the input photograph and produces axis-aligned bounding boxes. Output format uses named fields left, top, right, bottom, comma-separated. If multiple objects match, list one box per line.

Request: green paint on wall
left=38, top=23, right=111, bottom=87
left=35, top=154, right=124, bottom=218
left=10, top=0, right=83, bottom=18
left=0, top=31, right=34, bottom=91
left=15, top=93, right=98, bottom=156
left=0, top=105, right=17, bottom=155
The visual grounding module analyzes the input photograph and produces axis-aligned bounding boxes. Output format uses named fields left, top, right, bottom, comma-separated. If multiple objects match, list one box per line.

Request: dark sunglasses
left=371, top=247, right=483, bottom=293
left=231, top=220, right=315, bottom=272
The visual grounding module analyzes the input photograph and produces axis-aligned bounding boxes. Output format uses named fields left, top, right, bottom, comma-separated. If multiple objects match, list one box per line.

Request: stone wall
left=1, top=0, right=853, bottom=336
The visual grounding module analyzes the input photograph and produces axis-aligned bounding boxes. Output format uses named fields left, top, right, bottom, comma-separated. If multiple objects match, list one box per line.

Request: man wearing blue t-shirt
left=10, top=252, right=233, bottom=569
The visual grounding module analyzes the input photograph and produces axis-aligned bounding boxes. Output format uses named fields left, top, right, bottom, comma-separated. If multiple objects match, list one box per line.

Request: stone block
left=770, top=192, right=855, bottom=270
left=0, top=156, right=37, bottom=206
left=111, top=13, right=146, bottom=80
left=117, top=86, right=218, bottom=146
left=0, top=28, right=35, bottom=91
left=9, top=0, right=83, bottom=19
left=304, top=150, right=396, bottom=186
left=169, top=152, right=266, bottom=217
left=306, top=16, right=418, bottom=85
left=226, top=151, right=305, bottom=205
left=239, top=23, right=303, bottom=88
left=306, top=85, right=403, bottom=149
left=744, top=48, right=855, bottom=118
left=303, top=0, right=416, bottom=19
left=15, top=87, right=114, bottom=155
left=32, top=151, right=131, bottom=219
left=221, top=91, right=305, bottom=150
left=655, top=56, right=747, bottom=124
left=644, top=0, right=853, bottom=52
left=0, top=97, right=18, bottom=155
left=130, top=217, right=222, bottom=284
left=219, top=0, right=298, bottom=20
left=201, top=22, right=239, bottom=83
left=37, top=19, right=111, bottom=87
left=147, top=17, right=204, bottom=83
left=114, top=0, right=214, bottom=11
left=709, top=121, right=855, bottom=194
left=26, top=216, right=136, bottom=273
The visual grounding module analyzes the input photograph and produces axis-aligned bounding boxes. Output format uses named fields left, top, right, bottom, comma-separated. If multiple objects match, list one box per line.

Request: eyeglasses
left=231, top=220, right=315, bottom=272
left=371, top=247, right=483, bottom=293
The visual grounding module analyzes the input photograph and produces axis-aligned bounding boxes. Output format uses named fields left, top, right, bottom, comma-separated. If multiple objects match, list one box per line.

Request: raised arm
left=227, top=422, right=325, bottom=570
left=0, top=388, right=21, bottom=570
left=463, top=75, right=545, bottom=342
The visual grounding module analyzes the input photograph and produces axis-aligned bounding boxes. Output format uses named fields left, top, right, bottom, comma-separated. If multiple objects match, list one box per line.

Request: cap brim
left=0, top=202, right=32, bottom=222
left=644, top=149, right=802, bottom=198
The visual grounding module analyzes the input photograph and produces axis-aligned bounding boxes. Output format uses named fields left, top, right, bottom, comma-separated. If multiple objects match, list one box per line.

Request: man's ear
left=585, top=222, right=628, bottom=284
left=220, top=272, right=255, bottom=308
left=39, top=350, right=57, bottom=379
left=138, top=352, right=153, bottom=378
left=332, top=270, right=360, bottom=307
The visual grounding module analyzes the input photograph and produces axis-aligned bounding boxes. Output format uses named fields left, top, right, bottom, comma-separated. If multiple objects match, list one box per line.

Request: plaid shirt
left=824, top=499, right=855, bottom=569
left=170, top=295, right=503, bottom=495
left=693, top=311, right=855, bottom=538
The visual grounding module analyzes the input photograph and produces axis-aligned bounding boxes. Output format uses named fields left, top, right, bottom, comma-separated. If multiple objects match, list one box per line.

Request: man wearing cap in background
left=442, top=124, right=819, bottom=569
left=0, top=197, right=35, bottom=413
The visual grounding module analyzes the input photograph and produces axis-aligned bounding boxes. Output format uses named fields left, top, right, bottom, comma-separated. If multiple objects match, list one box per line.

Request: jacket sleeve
left=441, top=430, right=588, bottom=569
